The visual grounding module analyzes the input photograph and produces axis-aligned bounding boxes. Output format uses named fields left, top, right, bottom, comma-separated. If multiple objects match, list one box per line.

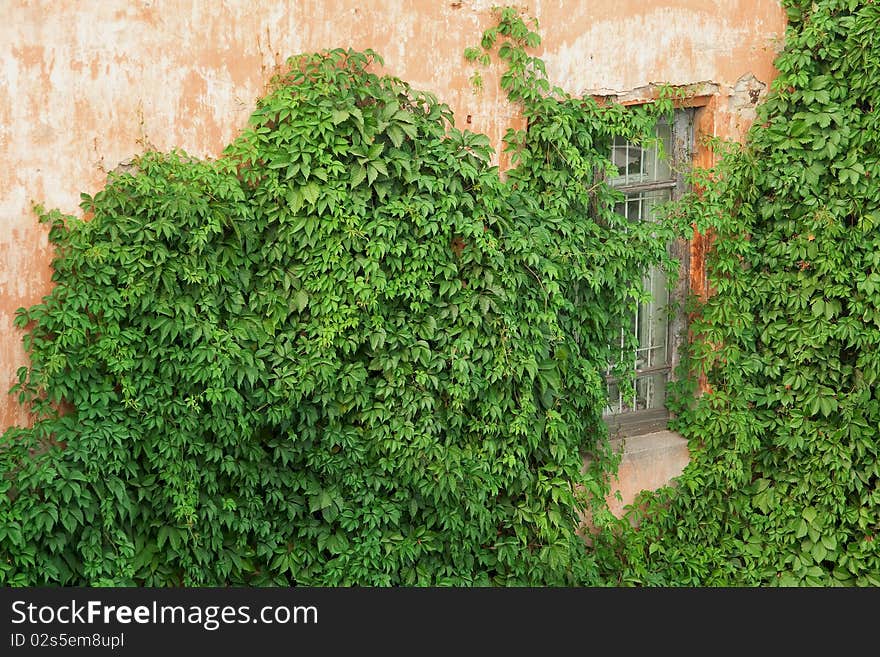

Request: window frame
left=603, top=107, right=695, bottom=437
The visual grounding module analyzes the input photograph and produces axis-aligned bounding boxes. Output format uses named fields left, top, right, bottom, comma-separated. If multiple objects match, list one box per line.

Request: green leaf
left=387, top=125, right=405, bottom=148
left=310, top=490, right=334, bottom=513
left=292, top=289, right=309, bottom=312
left=301, top=182, right=320, bottom=206
left=350, top=163, right=366, bottom=188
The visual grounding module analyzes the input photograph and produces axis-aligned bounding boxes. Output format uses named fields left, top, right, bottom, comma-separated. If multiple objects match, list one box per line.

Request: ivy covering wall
left=595, top=0, right=880, bottom=586
left=2, top=1, right=876, bottom=587
left=0, top=14, right=670, bottom=586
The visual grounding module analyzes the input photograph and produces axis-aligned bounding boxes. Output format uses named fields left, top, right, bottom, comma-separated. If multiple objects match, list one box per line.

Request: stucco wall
left=1, top=0, right=786, bottom=439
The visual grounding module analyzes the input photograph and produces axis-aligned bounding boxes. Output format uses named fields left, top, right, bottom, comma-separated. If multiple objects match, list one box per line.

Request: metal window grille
left=604, top=111, right=693, bottom=433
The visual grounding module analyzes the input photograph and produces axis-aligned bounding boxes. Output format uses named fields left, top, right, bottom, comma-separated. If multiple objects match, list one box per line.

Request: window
left=604, top=109, right=694, bottom=436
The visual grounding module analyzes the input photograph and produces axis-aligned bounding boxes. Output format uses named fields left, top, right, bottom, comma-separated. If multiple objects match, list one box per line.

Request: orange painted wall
left=0, top=0, right=787, bottom=432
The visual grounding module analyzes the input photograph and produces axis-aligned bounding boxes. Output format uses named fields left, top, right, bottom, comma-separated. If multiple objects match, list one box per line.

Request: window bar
left=632, top=289, right=639, bottom=411
left=653, top=134, right=659, bottom=182
left=646, top=269, right=654, bottom=370
left=636, top=193, right=645, bottom=411
left=618, top=249, right=624, bottom=409
left=631, top=194, right=637, bottom=412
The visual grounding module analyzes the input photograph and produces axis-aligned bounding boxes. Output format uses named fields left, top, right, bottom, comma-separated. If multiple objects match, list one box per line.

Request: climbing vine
left=0, top=10, right=673, bottom=585
left=594, top=0, right=880, bottom=586
left=14, top=1, right=867, bottom=588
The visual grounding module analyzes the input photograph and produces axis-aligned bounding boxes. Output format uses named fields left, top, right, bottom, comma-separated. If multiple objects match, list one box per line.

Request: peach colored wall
left=1, top=0, right=787, bottom=432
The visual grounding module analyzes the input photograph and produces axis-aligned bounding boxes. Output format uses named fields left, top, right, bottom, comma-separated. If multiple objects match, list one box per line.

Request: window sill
left=603, top=408, right=669, bottom=438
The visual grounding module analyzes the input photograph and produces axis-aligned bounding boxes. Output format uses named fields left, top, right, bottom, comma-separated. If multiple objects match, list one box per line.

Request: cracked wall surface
left=1, top=0, right=786, bottom=433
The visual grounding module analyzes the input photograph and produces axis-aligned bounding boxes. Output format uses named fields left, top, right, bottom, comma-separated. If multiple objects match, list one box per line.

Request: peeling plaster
left=584, top=80, right=722, bottom=105
left=728, top=72, right=767, bottom=132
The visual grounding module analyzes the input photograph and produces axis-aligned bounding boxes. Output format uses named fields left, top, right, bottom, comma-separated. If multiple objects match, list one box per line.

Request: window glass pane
left=606, top=381, right=621, bottom=415
left=629, top=145, right=644, bottom=182
left=646, top=121, right=673, bottom=181
left=626, top=198, right=641, bottom=221
left=610, top=137, right=629, bottom=185
left=611, top=137, right=649, bottom=186
left=649, top=267, right=669, bottom=349
left=641, top=190, right=668, bottom=223
left=635, top=372, right=667, bottom=411
left=612, top=138, right=628, bottom=170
